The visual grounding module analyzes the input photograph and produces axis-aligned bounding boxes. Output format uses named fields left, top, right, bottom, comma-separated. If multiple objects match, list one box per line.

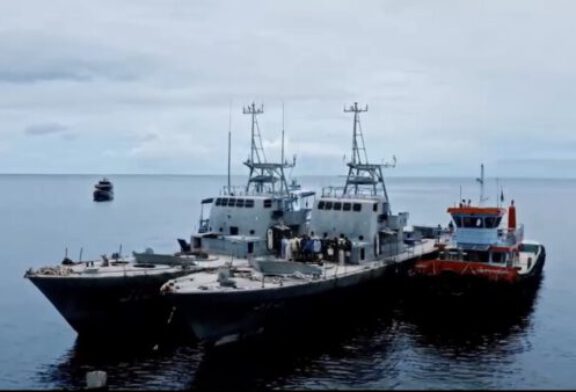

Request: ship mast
left=342, top=102, right=396, bottom=211
left=242, top=102, right=294, bottom=195
left=476, top=163, right=488, bottom=206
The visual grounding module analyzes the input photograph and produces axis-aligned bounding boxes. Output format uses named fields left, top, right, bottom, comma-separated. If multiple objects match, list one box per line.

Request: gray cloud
left=0, top=0, right=575, bottom=176
left=24, top=123, right=69, bottom=136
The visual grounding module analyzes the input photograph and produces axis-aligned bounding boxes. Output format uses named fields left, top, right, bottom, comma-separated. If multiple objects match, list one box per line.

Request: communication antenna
left=243, top=102, right=265, bottom=164
left=344, top=102, right=369, bottom=165
left=227, top=101, right=232, bottom=192
left=281, top=101, right=285, bottom=165
left=475, top=163, right=488, bottom=205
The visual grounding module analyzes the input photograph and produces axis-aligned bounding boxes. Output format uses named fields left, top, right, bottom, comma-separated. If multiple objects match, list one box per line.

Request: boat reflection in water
left=36, top=276, right=543, bottom=390
left=35, top=334, right=202, bottom=390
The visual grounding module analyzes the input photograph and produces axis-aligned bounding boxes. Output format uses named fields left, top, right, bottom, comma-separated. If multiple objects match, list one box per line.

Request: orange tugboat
left=411, top=165, right=545, bottom=296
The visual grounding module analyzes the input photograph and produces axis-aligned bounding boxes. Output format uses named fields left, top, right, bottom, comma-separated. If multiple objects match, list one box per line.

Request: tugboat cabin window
left=333, top=202, right=342, bottom=211
left=461, top=216, right=483, bottom=228
left=360, top=248, right=365, bottom=260
left=373, top=203, right=378, bottom=212
left=245, top=199, right=255, bottom=208
left=353, top=203, right=362, bottom=212
left=230, top=226, right=239, bottom=235
left=236, top=199, right=245, bottom=207
left=520, top=243, right=539, bottom=253
left=318, top=201, right=325, bottom=210
left=484, top=216, right=502, bottom=228
left=452, top=216, right=462, bottom=227
left=263, top=199, right=272, bottom=208
left=325, top=201, right=333, bottom=210
left=343, top=202, right=351, bottom=211
left=491, top=252, right=506, bottom=263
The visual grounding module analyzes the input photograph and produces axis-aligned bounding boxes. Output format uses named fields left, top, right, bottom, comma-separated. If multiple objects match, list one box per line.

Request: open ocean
left=0, top=174, right=575, bottom=390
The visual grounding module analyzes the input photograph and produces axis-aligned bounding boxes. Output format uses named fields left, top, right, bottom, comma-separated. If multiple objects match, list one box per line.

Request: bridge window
left=343, top=202, right=351, bottom=211
left=491, top=252, right=506, bottom=263
left=353, top=203, right=362, bottom=212
left=264, top=199, right=272, bottom=208
left=325, top=201, right=333, bottom=210
left=228, top=198, right=236, bottom=207
left=333, top=202, right=342, bottom=211
left=215, top=198, right=222, bottom=206
left=453, top=216, right=462, bottom=227
left=245, top=199, right=254, bottom=208
left=462, top=216, right=483, bottom=228
left=484, top=216, right=502, bottom=228
left=236, top=199, right=245, bottom=207
left=318, top=201, right=325, bottom=210
left=221, top=198, right=229, bottom=206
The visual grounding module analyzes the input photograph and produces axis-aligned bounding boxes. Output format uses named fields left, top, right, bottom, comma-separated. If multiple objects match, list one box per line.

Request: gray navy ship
left=161, top=103, right=441, bottom=346
left=24, top=102, right=314, bottom=338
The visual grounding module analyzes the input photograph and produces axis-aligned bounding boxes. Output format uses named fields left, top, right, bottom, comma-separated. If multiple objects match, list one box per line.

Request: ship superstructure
left=162, top=103, right=440, bottom=346
left=190, top=102, right=314, bottom=259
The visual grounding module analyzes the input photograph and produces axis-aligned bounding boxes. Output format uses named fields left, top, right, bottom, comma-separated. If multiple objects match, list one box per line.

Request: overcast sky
left=0, top=0, right=575, bottom=177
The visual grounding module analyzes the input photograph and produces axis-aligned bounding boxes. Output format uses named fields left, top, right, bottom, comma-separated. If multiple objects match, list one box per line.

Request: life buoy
left=267, top=228, right=274, bottom=251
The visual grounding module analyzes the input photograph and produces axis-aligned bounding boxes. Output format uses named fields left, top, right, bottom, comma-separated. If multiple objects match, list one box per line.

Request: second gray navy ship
left=161, top=103, right=441, bottom=346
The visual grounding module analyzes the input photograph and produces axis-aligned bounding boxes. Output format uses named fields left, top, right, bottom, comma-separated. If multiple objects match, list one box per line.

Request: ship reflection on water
left=36, top=278, right=543, bottom=390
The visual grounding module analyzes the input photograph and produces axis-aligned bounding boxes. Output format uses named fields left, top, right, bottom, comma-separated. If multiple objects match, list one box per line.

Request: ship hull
left=166, top=255, right=426, bottom=346
left=408, top=245, right=546, bottom=299
left=28, top=270, right=188, bottom=337
left=93, top=190, right=113, bottom=202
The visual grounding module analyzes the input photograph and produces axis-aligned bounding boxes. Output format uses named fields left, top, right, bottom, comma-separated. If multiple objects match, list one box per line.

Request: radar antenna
left=342, top=102, right=396, bottom=210
left=242, top=102, right=294, bottom=195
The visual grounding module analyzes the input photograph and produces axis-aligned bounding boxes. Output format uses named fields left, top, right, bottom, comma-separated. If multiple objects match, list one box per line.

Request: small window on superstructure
left=215, top=198, right=222, bottom=206
left=453, top=216, right=462, bottom=227
left=318, top=201, right=325, bottom=210
left=353, top=203, right=362, bottom=212
left=264, top=199, right=272, bottom=208
left=249, top=229, right=255, bottom=235
left=343, top=202, right=351, bottom=211
left=325, top=201, right=333, bottom=210
left=373, top=203, right=378, bottom=212
left=236, top=199, right=245, bottom=208
left=221, top=198, right=229, bottom=207
left=485, top=216, right=497, bottom=228
left=360, top=248, right=365, bottom=260
left=228, top=198, right=236, bottom=207
left=245, top=199, right=255, bottom=208
left=333, top=202, right=342, bottom=211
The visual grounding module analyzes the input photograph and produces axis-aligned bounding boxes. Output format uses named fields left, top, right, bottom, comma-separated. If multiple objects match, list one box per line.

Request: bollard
left=86, top=370, right=107, bottom=390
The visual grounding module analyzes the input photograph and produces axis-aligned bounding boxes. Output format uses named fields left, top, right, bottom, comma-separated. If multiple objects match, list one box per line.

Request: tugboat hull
left=27, top=270, right=188, bottom=337
left=409, top=245, right=546, bottom=299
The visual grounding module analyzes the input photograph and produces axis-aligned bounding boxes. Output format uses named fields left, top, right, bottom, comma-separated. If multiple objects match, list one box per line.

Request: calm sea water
left=0, top=174, right=574, bottom=389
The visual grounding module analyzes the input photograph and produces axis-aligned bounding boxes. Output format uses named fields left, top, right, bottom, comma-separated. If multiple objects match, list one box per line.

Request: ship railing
left=321, top=186, right=381, bottom=199
left=497, top=224, right=524, bottom=246
left=221, top=185, right=294, bottom=198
